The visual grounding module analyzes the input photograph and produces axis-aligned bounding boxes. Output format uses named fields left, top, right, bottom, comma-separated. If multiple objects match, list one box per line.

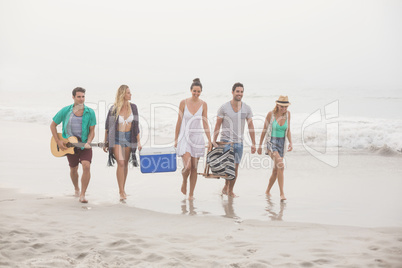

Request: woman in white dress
left=174, top=78, right=213, bottom=200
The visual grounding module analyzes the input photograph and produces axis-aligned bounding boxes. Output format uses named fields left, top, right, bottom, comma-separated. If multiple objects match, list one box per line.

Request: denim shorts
left=268, top=137, right=285, bottom=157
left=115, top=131, right=131, bottom=148
left=222, top=140, right=243, bottom=164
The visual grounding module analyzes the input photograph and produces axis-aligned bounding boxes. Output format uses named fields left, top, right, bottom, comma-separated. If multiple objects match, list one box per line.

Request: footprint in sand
left=313, top=259, right=332, bottom=265
left=77, top=252, right=89, bottom=259
left=108, top=239, right=129, bottom=247
left=144, top=253, right=164, bottom=262
left=300, top=261, right=314, bottom=267
left=247, top=249, right=257, bottom=254
left=32, top=243, right=45, bottom=249
left=0, top=199, right=16, bottom=202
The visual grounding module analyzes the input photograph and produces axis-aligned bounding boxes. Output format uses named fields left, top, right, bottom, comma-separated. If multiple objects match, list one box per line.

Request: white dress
left=177, top=104, right=205, bottom=158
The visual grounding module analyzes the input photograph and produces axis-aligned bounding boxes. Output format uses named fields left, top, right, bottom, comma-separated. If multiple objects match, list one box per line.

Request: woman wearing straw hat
left=257, top=95, right=293, bottom=201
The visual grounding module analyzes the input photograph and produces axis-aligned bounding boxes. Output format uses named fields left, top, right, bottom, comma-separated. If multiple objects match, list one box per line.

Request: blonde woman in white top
left=104, top=85, right=142, bottom=201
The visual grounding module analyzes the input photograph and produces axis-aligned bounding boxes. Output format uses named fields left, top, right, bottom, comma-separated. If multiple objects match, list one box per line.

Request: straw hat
left=276, top=95, right=291, bottom=106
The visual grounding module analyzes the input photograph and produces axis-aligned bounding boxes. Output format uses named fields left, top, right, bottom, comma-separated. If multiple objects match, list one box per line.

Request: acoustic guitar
left=51, top=133, right=105, bottom=157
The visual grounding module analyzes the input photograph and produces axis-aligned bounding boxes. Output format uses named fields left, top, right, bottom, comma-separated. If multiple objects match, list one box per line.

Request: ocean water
left=1, top=86, right=402, bottom=228
left=1, top=85, right=401, bottom=154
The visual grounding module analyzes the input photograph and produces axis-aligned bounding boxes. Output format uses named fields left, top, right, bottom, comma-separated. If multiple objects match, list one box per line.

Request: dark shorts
left=115, top=131, right=131, bottom=148
left=222, top=140, right=243, bottom=164
left=67, top=148, right=93, bottom=167
left=268, top=137, right=285, bottom=158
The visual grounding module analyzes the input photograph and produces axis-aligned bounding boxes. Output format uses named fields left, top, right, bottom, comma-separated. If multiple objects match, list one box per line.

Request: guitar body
left=50, top=134, right=78, bottom=157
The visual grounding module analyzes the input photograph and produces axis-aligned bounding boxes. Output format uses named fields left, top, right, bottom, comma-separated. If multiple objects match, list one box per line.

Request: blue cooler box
left=139, top=147, right=177, bottom=173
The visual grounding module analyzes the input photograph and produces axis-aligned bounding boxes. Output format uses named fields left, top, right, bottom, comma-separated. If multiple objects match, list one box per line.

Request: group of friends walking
left=50, top=79, right=292, bottom=203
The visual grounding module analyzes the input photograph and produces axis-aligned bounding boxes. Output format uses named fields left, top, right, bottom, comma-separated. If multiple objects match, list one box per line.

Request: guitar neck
left=71, top=142, right=104, bottom=148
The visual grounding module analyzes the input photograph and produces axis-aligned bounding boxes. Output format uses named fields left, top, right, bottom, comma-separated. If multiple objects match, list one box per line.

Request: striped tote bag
left=206, top=146, right=235, bottom=180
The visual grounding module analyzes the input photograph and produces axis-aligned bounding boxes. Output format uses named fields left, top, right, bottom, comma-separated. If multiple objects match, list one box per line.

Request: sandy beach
left=1, top=188, right=402, bottom=268
left=1, top=121, right=402, bottom=267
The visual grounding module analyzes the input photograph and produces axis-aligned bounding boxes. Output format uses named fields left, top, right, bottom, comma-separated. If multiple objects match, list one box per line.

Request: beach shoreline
left=1, top=120, right=402, bottom=228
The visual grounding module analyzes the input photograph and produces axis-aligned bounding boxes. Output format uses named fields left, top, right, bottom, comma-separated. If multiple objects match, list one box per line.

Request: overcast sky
left=1, top=0, right=401, bottom=93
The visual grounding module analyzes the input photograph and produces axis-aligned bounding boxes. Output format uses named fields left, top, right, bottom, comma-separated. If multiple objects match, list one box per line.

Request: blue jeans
left=222, top=140, right=243, bottom=164
left=268, top=137, right=285, bottom=157
left=115, top=131, right=131, bottom=148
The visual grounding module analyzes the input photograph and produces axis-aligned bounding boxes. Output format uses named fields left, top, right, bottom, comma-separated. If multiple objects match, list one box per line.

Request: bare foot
left=120, top=192, right=127, bottom=200
left=280, top=194, right=287, bottom=201
left=228, top=192, right=238, bottom=198
left=265, top=192, right=272, bottom=197
left=74, top=190, right=80, bottom=197
left=181, top=181, right=187, bottom=195
left=222, top=186, right=228, bottom=195
left=79, top=196, right=88, bottom=203
left=188, top=195, right=194, bottom=200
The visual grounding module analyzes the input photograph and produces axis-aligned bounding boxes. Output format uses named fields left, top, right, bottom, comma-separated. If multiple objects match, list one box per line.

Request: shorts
left=67, top=148, right=93, bottom=167
left=268, top=137, right=285, bottom=157
left=115, top=131, right=131, bottom=148
left=222, top=140, right=243, bottom=164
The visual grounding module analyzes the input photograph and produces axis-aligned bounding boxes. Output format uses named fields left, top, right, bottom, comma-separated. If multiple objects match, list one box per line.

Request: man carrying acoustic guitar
left=50, top=87, right=96, bottom=203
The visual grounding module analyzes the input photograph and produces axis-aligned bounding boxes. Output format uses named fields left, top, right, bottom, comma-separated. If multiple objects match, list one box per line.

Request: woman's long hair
left=273, top=104, right=279, bottom=115
left=112, top=85, right=129, bottom=119
left=273, top=104, right=288, bottom=116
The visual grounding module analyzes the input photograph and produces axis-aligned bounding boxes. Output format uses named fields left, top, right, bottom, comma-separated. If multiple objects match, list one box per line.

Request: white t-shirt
left=217, top=101, right=253, bottom=143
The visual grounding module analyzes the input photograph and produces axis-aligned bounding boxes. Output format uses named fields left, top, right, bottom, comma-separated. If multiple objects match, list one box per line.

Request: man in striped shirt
left=50, top=87, right=96, bottom=203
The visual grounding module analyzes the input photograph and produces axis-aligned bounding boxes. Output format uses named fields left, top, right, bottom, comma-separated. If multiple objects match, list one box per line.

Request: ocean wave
left=299, top=118, right=402, bottom=155
left=0, top=106, right=53, bottom=125
left=2, top=105, right=402, bottom=155
left=369, top=145, right=401, bottom=156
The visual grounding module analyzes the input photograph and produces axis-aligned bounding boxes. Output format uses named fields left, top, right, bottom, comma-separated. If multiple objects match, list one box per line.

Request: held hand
left=251, top=144, right=256, bottom=154
left=207, top=141, right=213, bottom=152
left=288, top=143, right=293, bottom=152
left=84, top=142, right=91, bottom=149
left=212, top=141, right=219, bottom=148
left=257, top=147, right=262, bottom=155
left=103, top=141, right=109, bottom=153
left=57, top=140, right=67, bottom=151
